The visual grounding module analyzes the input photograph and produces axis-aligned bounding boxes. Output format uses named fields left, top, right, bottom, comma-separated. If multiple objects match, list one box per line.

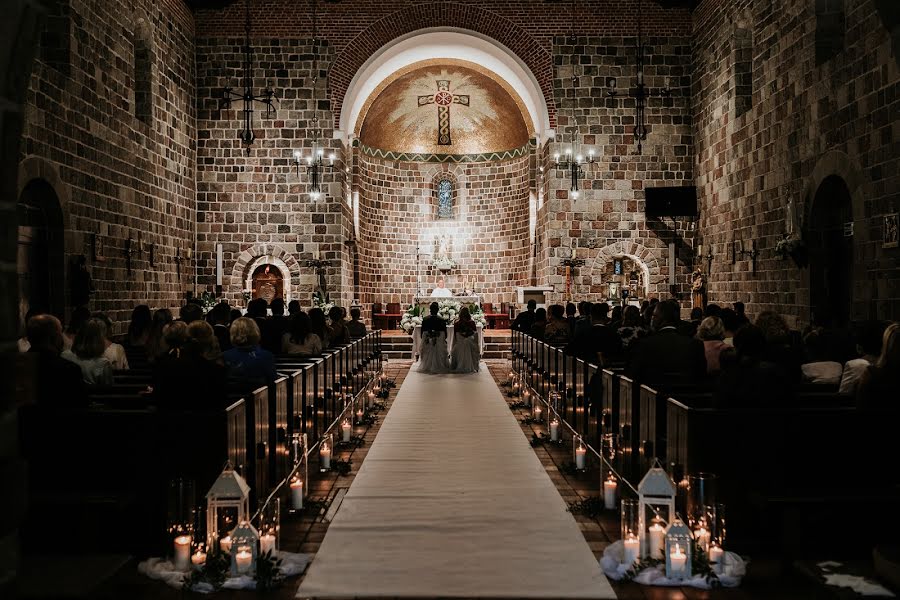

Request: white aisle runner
left=296, top=364, right=615, bottom=599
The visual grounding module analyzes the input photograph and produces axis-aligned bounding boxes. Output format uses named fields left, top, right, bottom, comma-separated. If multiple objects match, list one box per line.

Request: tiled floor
left=89, top=360, right=832, bottom=599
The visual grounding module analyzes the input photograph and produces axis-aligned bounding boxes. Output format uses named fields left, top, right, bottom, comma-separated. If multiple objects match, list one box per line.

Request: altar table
left=412, top=324, right=484, bottom=358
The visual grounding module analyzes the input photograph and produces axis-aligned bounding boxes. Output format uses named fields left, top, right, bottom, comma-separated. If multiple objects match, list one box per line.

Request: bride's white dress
left=451, top=331, right=480, bottom=373
left=418, top=331, right=450, bottom=374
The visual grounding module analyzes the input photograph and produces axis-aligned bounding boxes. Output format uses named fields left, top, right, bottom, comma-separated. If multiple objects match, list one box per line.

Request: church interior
left=3, top=0, right=899, bottom=598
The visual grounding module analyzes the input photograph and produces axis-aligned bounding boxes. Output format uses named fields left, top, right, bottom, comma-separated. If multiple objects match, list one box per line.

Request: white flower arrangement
left=400, top=306, right=423, bottom=334
left=400, top=301, right=487, bottom=333
left=312, top=290, right=334, bottom=315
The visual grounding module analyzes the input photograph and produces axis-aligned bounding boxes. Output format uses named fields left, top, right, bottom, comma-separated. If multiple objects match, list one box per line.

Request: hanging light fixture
left=553, top=0, right=595, bottom=200
left=219, top=0, right=277, bottom=155
left=605, top=0, right=673, bottom=155
left=293, top=0, right=334, bottom=199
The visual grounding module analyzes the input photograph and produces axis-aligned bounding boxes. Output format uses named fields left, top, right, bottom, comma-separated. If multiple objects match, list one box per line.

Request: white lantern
left=206, top=462, right=251, bottom=555
left=664, top=518, right=693, bottom=580
left=637, top=459, right=676, bottom=559
left=229, top=520, right=260, bottom=576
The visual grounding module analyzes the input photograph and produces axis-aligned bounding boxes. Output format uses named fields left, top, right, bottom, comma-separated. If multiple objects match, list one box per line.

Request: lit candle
left=234, top=546, right=253, bottom=574
left=694, top=525, right=710, bottom=552
left=341, top=419, right=352, bottom=442
left=191, top=550, right=207, bottom=566
left=603, top=477, right=617, bottom=510
left=550, top=418, right=560, bottom=442
left=173, top=535, right=192, bottom=571
left=508, top=371, right=514, bottom=385
left=623, top=533, right=640, bottom=567
left=259, top=533, right=276, bottom=555
left=219, top=535, right=232, bottom=554
left=356, top=408, right=364, bottom=424
left=669, top=543, right=687, bottom=576
left=373, top=384, right=381, bottom=395
left=575, top=444, right=587, bottom=470
left=523, top=390, right=531, bottom=406
left=648, top=519, right=666, bottom=559
left=320, top=443, right=332, bottom=470
left=367, top=390, right=375, bottom=407
left=512, top=381, right=520, bottom=395
left=533, top=404, right=542, bottom=421
left=709, top=543, right=725, bottom=574
left=290, top=478, right=303, bottom=510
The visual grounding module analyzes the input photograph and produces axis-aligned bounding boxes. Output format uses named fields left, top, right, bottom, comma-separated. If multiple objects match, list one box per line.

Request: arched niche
left=243, top=255, right=292, bottom=304
left=17, top=178, right=66, bottom=323
left=585, top=241, right=662, bottom=302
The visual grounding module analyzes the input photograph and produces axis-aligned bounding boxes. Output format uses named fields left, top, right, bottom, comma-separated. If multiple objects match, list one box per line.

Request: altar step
left=379, top=331, right=511, bottom=360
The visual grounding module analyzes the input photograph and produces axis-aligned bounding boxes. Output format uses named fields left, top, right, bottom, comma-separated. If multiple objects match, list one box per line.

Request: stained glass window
left=437, top=179, right=453, bottom=219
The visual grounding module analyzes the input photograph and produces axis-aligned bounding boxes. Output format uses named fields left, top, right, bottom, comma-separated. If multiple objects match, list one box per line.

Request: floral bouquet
left=437, top=299, right=460, bottom=322
left=198, top=290, right=219, bottom=314
left=400, top=305, right=423, bottom=334
left=312, top=290, right=334, bottom=315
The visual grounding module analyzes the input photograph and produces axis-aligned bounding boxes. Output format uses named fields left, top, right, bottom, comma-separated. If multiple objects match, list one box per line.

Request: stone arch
left=585, top=240, right=663, bottom=298
left=231, top=244, right=302, bottom=304
left=18, top=156, right=72, bottom=230
left=802, top=149, right=867, bottom=228
left=330, top=4, right=554, bottom=131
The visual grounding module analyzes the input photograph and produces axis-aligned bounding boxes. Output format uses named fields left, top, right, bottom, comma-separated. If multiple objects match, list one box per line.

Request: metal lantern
left=289, top=433, right=307, bottom=513
left=259, top=499, right=279, bottom=556
left=637, top=459, right=676, bottom=559
left=205, top=462, right=251, bottom=555
left=229, top=520, right=260, bottom=577
left=573, top=434, right=587, bottom=471
left=664, top=518, right=693, bottom=580
left=319, top=432, right=333, bottom=472
left=167, top=478, right=195, bottom=571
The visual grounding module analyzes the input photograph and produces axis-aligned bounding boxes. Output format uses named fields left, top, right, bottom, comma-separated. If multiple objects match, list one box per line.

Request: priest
left=430, top=276, right=453, bottom=298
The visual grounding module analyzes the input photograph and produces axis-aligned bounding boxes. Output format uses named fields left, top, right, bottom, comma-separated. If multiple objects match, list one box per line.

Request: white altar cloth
left=412, top=324, right=484, bottom=358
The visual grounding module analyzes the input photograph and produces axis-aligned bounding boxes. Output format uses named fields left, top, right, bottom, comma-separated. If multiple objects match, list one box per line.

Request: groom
left=418, top=302, right=451, bottom=374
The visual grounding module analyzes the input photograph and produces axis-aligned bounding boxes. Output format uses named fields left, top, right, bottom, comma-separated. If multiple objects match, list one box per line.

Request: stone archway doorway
left=17, top=178, right=66, bottom=324
left=250, top=264, right=285, bottom=304
left=807, top=175, right=853, bottom=326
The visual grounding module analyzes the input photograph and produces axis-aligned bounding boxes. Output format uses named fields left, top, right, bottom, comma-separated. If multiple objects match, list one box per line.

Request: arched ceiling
left=357, top=61, right=530, bottom=157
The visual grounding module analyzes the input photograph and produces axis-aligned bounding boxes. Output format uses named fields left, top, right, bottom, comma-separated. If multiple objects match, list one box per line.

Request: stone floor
left=79, top=360, right=850, bottom=600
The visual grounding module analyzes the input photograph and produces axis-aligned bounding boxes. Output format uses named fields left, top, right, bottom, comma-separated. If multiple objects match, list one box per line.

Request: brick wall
left=194, top=37, right=350, bottom=307
left=693, top=0, right=900, bottom=325
left=19, top=0, right=197, bottom=329
left=356, top=154, right=532, bottom=310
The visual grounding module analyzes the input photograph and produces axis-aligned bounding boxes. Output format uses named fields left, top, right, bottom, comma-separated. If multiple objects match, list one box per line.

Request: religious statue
left=430, top=276, right=453, bottom=298
left=432, top=234, right=456, bottom=271
left=691, top=268, right=707, bottom=310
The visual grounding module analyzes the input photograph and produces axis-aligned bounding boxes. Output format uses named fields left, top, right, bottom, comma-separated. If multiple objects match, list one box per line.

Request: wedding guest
left=617, top=305, right=647, bottom=352
left=328, top=306, right=351, bottom=346
left=347, top=307, right=367, bottom=338
left=62, top=317, right=114, bottom=387
left=696, top=316, right=731, bottom=375
left=179, top=302, right=204, bottom=324
left=64, top=306, right=91, bottom=351
left=572, top=301, right=593, bottom=341
left=839, top=321, right=887, bottom=396
left=18, top=308, right=42, bottom=352
left=127, top=305, right=152, bottom=347
left=594, top=302, right=611, bottom=325
left=153, top=321, right=226, bottom=410
left=261, top=298, right=289, bottom=353
left=26, top=314, right=86, bottom=406
left=530, top=308, right=548, bottom=340
left=210, top=302, right=233, bottom=352
left=575, top=302, right=622, bottom=366
left=733, top=302, right=750, bottom=328
left=282, top=312, right=323, bottom=356
left=610, top=306, right=623, bottom=331
left=224, top=317, right=276, bottom=390
left=715, top=325, right=791, bottom=407
left=145, top=308, right=174, bottom=362
left=704, top=303, right=722, bottom=319
left=544, top=304, right=570, bottom=346
left=94, top=313, right=129, bottom=370
left=856, top=323, right=900, bottom=410
left=756, top=311, right=802, bottom=383
left=565, top=302, right=578, bottom=337
left=721, top=308, right=742, bottom=346
left=628, top=301, right=706, bottom=385
left=287, top=300, right=301, bottom=317
left=512, top=299, right=537, bottom=332
left=309, top=308, right=330, bottom=347
left=687, top=307, right=704, bottom=339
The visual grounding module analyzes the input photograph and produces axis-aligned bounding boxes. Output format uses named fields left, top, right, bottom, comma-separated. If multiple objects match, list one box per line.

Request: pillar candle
left=623, top=533, right=640, bottom=567
left=173, top=535, right=192, bottom=571
left=234, top=547, right=253, bottom=574
left=669, top=544, right=687, bottom=576
left=219, top=535, right=232, bottom=554
left=341, top=419, right=352, bottom=442
left=550, top=419, right=559, bottom=442
left=533, top=404, right=542, bottom=421
left=356, top=408, right=364, bottom=424
left=709, top=544, right=725, bottom=574
left=603, top=478, right=617, bottom=510
left=508, top=371, right=514, bottom=385
left=290, top=479, right=304, bottom=510
left=191, top=550, right=207, bottom=566
left=648, top=521, right=666, bottom=559
left=259, top=533, right=276, bottom=555
left=575, top=445, right=587, bottom=470
left=320, top=443, right=332, bottom=470
left=367, top=390, right=375, bottom=407
left=523, top=390, right=531, bottom=406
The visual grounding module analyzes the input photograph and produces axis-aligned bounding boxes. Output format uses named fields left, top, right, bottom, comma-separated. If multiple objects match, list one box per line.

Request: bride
left=417, top=302, right=450, bottom=374
left=450, top=307, right=480, bottom=373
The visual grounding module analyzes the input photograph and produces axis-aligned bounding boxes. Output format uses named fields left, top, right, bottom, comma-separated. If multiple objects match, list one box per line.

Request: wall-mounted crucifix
left=417, top=80, right=469, bottom=145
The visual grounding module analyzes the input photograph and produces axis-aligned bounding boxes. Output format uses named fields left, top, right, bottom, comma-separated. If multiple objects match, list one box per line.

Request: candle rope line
left=250, top=367, right=395, bottom=524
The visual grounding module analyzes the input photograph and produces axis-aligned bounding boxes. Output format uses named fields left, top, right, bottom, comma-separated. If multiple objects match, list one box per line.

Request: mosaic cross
left=417, top=80, right=469, bottom=145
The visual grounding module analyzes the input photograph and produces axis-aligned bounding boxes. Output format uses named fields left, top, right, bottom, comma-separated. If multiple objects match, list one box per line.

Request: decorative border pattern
left=359, top=142, right=532, bottom=164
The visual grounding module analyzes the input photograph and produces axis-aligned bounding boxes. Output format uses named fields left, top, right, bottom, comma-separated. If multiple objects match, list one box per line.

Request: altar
left=412, top=324, right=484, bottom=358
left=414, top=295, right=481, bottom=311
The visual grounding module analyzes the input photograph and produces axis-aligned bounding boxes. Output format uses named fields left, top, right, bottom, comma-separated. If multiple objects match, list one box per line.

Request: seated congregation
left=512, top=298, right=900, bottom=555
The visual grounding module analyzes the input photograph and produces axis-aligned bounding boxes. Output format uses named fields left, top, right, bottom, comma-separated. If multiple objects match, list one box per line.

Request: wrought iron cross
left=417, top=80, right=469, bottom=145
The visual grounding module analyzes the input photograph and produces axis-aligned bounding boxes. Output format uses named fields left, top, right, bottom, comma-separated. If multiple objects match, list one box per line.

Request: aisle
left=296, top=364, right=614, bottom=599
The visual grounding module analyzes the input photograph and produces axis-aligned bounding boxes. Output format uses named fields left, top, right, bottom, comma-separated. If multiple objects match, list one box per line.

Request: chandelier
left=219, top=0, right=277, bottom=155
left=605, top=0, right=672, bottom=155
left=293, top=0, right=333, bottom=199
left=553, top=0, right=595, bottom=200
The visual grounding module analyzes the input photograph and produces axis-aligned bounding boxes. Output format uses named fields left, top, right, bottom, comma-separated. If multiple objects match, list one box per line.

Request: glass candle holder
left=549, top=416, right=560, bottom=443
left=259, top=499, right=279, bottom=556
left=603, top=473, right=618, bottom=510
left=621, top=499, right=640, bottom=567
left=167, top=478, right=195, bottom=572
left=573, top=434, right=587, bottom=471
left=686, top=472, right=717, bottom=529
left=319, top=433, right=333, bottom=472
